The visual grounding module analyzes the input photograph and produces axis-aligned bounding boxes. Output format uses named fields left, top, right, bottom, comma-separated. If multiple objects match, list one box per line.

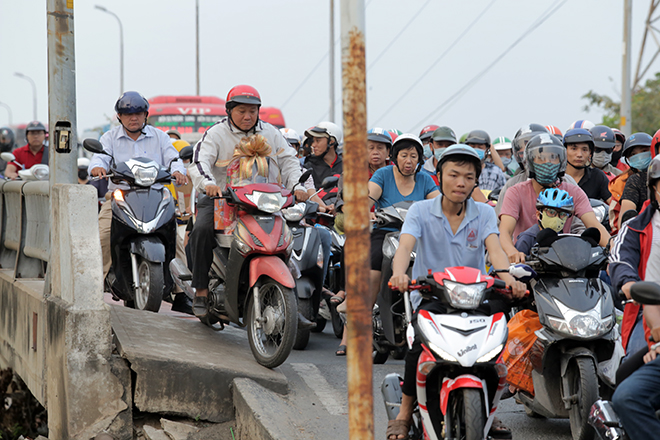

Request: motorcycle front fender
left=560, top=347, right=597, bottom=378
left=130, top=236, right=166, bottom=262
left=249, top=255, right=295, bottom=289
left=295, top=277, right=316, bottom=299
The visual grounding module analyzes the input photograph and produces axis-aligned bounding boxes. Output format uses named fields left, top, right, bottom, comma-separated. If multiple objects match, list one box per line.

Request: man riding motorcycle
left=5, top=121, right=48, bottom=180
left=187, top=85, right=308, bottom=320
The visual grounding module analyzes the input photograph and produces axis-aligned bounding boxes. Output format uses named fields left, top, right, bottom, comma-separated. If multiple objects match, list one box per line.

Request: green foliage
left=582, top=71, right=660, bottom=134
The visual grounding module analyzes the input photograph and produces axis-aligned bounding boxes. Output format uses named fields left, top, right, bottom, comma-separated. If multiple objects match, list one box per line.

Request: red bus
left=148, top=95, right=286, bottom=144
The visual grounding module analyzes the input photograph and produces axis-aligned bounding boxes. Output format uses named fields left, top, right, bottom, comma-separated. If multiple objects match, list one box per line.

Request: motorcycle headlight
left=132, top=165, right=159, bottom=186
left=476, top=344, right=504, bottom=363
left=283, top=203, right=305, bottom=221
left=443, top=281, right=487, bottom=310
left=382, top=235, right=399, bottom=260
left=245, top=191, right=286, bottom=213
left=428, top=342, right=458, bottom=363
left=32, top=165, right=49, bottom=180
left=548, top=298, right=614, bottom=339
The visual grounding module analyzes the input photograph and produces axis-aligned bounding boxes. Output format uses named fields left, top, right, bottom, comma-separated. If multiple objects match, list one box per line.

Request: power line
left=372, top=0, right=499, bottom=126
left=409, top=0, right=568, bottom=130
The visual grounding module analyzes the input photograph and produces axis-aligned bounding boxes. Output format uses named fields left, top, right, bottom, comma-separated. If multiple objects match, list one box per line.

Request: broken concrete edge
left=232, top=377, right=303, bottom=440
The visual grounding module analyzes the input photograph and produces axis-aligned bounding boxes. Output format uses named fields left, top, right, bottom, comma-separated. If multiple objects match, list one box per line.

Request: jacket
left=303, top=153, right=342, bottom=202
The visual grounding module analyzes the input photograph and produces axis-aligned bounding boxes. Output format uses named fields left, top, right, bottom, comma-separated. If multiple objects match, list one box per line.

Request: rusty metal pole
left=340, top=0, right=372, bottom=439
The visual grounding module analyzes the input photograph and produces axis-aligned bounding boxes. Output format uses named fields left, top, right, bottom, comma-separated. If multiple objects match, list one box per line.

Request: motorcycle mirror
left=630, top=281, right=660, bottom=305
left=299, top=169, right=312, bottom=184
left=321, top=175, right=339, bottom=189
left=488, top=188, right=500, bottom=202
left=1, top=152, right=16, bottom=163
left=82, top=138, right=109, bottom=156
left=179, top=145, right=194, bottom=162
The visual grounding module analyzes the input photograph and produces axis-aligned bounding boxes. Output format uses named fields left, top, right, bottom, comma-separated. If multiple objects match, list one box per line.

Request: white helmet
left=280, top=127, right=301, bottom=145
left=304, top=121, right=343, bottom=146
left=77, top=157, right=90, bottom=168
left=567, top=119, right=595, bottom=132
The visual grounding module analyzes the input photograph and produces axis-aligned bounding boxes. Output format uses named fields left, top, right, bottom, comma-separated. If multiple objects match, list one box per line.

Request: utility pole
left=340, top=0, right=372, bottom=439
left=47, top=0, right=77, bottom=186
left=621, top=0, right=632, bottom=136
left=329, top=0, right=335, bottom=122
left=196, top=0, right=200, bottom=95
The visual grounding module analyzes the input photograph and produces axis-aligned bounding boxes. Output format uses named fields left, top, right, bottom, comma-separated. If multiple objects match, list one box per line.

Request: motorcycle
left=0, top=152, right=49, bottom=181
left=83, top=139, right=177, bottom=312
left=588, top=281, right=660, bottom=440
left=373, top=200, right=416, bottom=364
left=169, top=164, right=299, bottom=368
left=317, top=222, right=345, bottom=338
left=382, top=266, right=512, bottom=440
left=516, top=230, right=619, bottom=440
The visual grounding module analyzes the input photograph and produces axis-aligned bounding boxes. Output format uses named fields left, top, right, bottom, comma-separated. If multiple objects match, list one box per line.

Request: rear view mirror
left=179, top=146, right=193, bottom=162
left=630, top=281, right=660, bottom=305
left=1, top=152, right=16, bottom=163
left=82, top=138, right=107, bottom=155
left=321, top=176, right=339, bottom=190
left=299, top=169, right=312, bottom=184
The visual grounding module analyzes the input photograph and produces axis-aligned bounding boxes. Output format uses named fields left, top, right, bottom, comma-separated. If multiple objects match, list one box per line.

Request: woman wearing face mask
left=590, top=125, right=622, bottom=180
left=617, top=132, right=656, bottom=229
left=493, top=136, right=517, bottom=178
left=421, top=126, right=456, bottom=185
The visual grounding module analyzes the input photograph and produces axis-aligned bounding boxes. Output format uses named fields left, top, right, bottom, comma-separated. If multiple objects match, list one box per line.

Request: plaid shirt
left=479, top=162, right=507, bottom=191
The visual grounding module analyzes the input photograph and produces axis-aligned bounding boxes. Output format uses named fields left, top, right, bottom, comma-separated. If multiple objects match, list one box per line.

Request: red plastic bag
left=502, top=310, right=542, bottom=395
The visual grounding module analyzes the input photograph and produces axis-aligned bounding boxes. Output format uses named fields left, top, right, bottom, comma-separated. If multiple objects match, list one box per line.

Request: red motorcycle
left=171, top=181, right=298, bottom=368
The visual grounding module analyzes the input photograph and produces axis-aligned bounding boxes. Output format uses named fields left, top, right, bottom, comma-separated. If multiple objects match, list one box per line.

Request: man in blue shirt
left=386, top=144, right=526, bottom=440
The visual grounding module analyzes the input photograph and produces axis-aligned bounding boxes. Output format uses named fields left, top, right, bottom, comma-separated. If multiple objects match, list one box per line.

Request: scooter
left=382, top=266, right=512, bottom=440
left=373, top=200, right=416, bottom=364
left=0, top=152, right=49, bottom=181
left=169, top=165, right=299, bottom=368
left=516, top=229, right=619, bottom=440
left=588, top=281, right=660, bottom=440
left=318, top=223, right=345, bottom=338
left=83, top=139, right=177, bottom=312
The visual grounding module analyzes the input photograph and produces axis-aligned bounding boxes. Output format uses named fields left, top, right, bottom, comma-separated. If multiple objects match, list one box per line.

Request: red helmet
left=652, top=129, right=660, bottom=157
left=226, top=85, right=262, bottom=108
left=545, top=125, right=562, bottom=136
left=419, top=124, right=440, bottom=142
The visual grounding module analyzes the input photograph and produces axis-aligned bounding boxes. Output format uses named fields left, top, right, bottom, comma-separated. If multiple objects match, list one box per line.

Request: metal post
left=14, top=73, right=37, bottom=121
left=621, top=0, right=632, bottom=136
left=196, top=0, right=200, bottom=95
left=0, top=102, right=12, bottom=126
left=340, top=1, right=372, bottom=439
left=95, top=5, right=124, bottom=95
left=47, top=0, right=77, bottom=185
left=329, top=0, right=335, bottom=123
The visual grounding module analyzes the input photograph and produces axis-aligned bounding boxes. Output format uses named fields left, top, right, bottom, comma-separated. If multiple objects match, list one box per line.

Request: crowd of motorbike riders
left=3, top=85, right=660, bottom=439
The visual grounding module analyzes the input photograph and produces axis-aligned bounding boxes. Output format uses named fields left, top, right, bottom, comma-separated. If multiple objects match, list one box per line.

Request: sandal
left=335, top=344, right=346, bottom=356
left=330, top=290, right=346, bottom=305
left=385, top=419, right=410, bottom=440
left=488, top=416, right=512, bottom=440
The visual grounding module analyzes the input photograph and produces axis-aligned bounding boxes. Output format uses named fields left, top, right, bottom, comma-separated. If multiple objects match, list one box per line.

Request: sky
left=0, top=0, right=657, bottom=143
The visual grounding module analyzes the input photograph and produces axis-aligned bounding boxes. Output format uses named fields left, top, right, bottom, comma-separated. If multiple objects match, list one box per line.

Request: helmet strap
left=117, top=114, right=147, bottom=135
left=228, top=108, right=260, bottom=134
left=568, top=160, right=589, bottom=170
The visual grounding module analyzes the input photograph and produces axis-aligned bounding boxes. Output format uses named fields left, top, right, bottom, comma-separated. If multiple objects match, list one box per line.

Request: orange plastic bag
left=214, top=198, right=236, bottom=232
left=502, top=310, right=543, bottom=396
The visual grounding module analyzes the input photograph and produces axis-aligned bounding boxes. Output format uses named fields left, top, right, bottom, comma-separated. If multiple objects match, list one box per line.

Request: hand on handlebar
left=507, top=279, right=528, bottom=299
left=389, top=273, right=411, bottom=293
left=91, top=166, right=107, bottom=178
left=172, top=171, right=188, bottom=186
left=294, top=189, right=309, bottom=202
left=205, top=184, right=222, bottom=197
left=506, top=249, right=526, bottom=264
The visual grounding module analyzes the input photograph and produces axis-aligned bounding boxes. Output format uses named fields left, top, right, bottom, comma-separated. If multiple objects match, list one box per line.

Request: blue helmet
left=367, top=127, right=393, bottom=148
left=563, top=128, right=595, bottom=153
left=536, top=188, right=574, bottom=213
left=115, top=91, right=149, bottom=114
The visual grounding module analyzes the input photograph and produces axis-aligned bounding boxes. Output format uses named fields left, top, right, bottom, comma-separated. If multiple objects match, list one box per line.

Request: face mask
left=627, top=151, right=652, bottom=171
left=592, top=151, right=612, bottom=169
left=78, top=169, right=89, bottom=180
left=423, top=144, right=432, bottom=160
left=539, top=213, right=567, bottom=232
left=610, top=149, right=623, bottom=167
left=475, top=149, right=486, bottom=161
left=501, top=157, right=512, bottom=167
left=534, top=162, right=561, bottom=186
left=507, top=160, right=520, bottom=174
left=433, top=147, right=447, bottom=161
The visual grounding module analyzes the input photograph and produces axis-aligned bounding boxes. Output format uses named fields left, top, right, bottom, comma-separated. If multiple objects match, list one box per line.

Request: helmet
left=166, top=129, right=182, bottom=139
left=367, top=127, right=393, bottom=148
left=391, top=133, right=424, bottom=174
left=647, top=156, right=660, bottom=209
left=512, top=123, right=549, bottom=166
left=172, top=139, right=191, bottom=152
left=225, top=85, right=261, bottom=111
left=0, top=126, right=15, bottom=152
left=563, top=128, right=595, bottom=153
left=280, top=128, right=301, bottom=146
left=536, top=188, right=574, bottom=213
left=493, top=136, right=512, bottom=151
left=26, top=120, right=47, bottom=133
left=419, top=124, right=440, bottom=143
left=465, top=129, right=491, bottom=147
left=431, top=126, right=457, bottom=144
left=622, top=132, right=653, bottom=158
left=567, top=119, right=595, bottom=131
left=612, top=128, right=626, bottom=144
left=305, top=121, right=343, bottom=145
left=524, top=133, right=567, bottom=181
left=114, top=91, right=149, bottom=114
left=388, top=129, right=403, bottom=143
left=546, top=125, right=563, bottom=137
left=77, top=157, right=90, bottom=169
left=590, top=125, right=616, bottom=151
left=436, top=144, right=482, bottom=181
left=652, top=129, right=660, bottom=157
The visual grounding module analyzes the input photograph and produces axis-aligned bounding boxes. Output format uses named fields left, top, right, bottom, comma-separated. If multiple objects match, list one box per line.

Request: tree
left=582, top=71, right=660, bottom=134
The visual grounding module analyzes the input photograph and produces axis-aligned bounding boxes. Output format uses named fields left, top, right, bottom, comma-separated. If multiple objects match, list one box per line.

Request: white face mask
left=592, top=151, right=612, bottom=169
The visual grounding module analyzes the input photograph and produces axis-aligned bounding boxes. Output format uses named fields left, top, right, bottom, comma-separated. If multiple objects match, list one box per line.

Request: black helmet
left=590, top=125, right=616, bottom=151
left=436, top=144, right=482, bottom=181
left=563, top=128, right=595, bottom=154
left=0, top=127, right=15, bottom=152
left=524, top=133, right=567, bottom=182
left=465, top=129, right=491, bottom=147
left=25, top=121, right=47, bottom=133
left=512, top=124, right=549, bottom=167
left=622, top=132, right=652, bottom=158
left=115, top=91, right=150, bottom=114
left=391, top=133, right=424, bottom=175
left=648, top=156, right=660, bottom=209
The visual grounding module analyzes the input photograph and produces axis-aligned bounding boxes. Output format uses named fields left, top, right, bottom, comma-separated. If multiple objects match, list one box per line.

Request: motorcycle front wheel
left=246, top=280, right=297, bottom=368
left=567, top=357, right=598, bottom=440
left=444, top=388, right=484, bottom=440
left=134, top=259, right=164, bottom=312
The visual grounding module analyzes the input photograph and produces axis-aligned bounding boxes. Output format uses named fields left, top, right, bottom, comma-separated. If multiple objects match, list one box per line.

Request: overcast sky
left=1, top=0, right=657, bottom=142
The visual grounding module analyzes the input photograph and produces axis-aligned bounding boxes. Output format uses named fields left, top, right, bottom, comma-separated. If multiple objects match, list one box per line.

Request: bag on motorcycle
left=214, top=198, right=237, bottom=231
left=502, top=309, right=543, bottom=395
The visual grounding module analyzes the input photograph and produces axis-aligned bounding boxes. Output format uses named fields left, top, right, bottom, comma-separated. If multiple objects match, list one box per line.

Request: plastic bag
left=502, top=309, right=543, bottom=395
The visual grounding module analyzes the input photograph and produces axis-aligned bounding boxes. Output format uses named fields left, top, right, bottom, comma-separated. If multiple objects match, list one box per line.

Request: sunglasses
left=543, top=208, right=571, bottom=220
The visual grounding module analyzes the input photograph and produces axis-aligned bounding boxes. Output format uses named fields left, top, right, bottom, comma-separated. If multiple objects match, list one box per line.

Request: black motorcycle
left=83, top=138, right=177, bottom=312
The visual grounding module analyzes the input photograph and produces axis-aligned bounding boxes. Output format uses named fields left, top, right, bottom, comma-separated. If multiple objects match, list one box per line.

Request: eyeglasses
left=543, top=208, right=571, bottom=220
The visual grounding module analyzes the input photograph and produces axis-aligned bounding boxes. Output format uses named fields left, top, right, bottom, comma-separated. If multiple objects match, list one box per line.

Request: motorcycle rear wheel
left=134, top=260, right=164, bottom=312
left=444, top=388, right=484, bottom=440
left=293, top=298, right=312, bottom=350
left=246, top=280, right=297, bottom=368
left=567, top=357, right=598, bottom=440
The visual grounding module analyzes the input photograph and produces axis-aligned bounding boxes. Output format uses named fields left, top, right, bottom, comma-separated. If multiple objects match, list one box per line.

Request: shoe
left=171, top=294, right=194, bottom=315
left=335, top=344, right=346, bottom=356
left=298, top=312, right=316, bottom=330
left=488, top=416, right=512, bottom=440
left=329, top=290, right=346, bottom=306
left=193, top=296, right=209, bottom=319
